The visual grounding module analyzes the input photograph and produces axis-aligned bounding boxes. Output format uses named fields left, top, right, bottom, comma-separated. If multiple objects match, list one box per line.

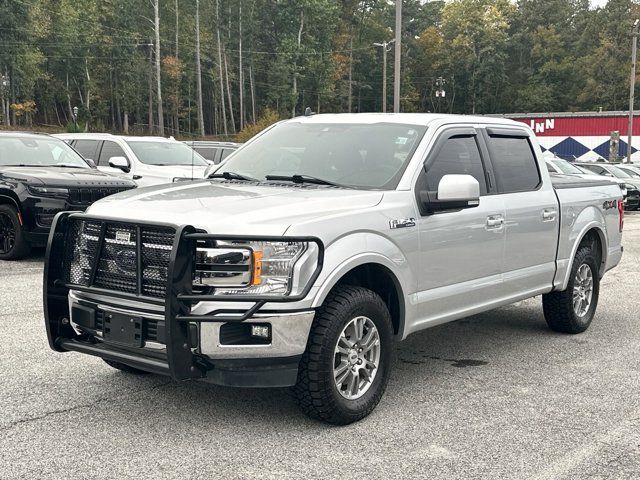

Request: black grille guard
left=44, top=212, right=324, bottom=381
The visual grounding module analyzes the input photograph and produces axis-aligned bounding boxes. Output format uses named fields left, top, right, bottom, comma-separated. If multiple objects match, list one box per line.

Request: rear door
left=481, top=127, right=559, bottom=297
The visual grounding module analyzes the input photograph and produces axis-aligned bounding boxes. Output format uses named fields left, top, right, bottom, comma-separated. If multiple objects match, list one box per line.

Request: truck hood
left=145, top=164, right=208, bottom=180
left=87, top=180, right=384, bottom=236
left=0, top=166, right=134, bottom=187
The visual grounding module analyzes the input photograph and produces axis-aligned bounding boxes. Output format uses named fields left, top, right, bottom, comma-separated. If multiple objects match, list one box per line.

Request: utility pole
left=195, top=0, right=205, bottom=137
left=373, top=39, right=395, bottom=112
left=627, top=19, right=639, bottom=164
left=393, top=0, right=402, bottom=113
left=153, top=0, right=164, bottom=136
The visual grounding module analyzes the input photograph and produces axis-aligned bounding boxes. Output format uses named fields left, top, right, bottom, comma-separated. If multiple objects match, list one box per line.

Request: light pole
left=373, top=39, right=395, bottom=113
left=73, top=106, right=79, bottom=130
left=393, top=0, right=402, bottom=113
left=627, top=19, right=639, bottom=164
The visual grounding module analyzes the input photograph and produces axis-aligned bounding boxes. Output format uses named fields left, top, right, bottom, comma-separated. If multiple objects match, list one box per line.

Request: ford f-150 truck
left=44, top=113, right=624, bottom=424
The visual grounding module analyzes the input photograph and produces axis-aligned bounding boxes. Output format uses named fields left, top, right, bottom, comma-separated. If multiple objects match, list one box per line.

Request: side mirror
left=420, top=174, right=480, bottom=213
left=85, top=158, right=97, bottom=168
left=108, top=156, right=131, bottom=173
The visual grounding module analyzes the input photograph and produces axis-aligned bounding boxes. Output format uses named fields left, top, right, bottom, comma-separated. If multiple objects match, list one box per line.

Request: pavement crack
left=0, top=380, right=173, bottom=433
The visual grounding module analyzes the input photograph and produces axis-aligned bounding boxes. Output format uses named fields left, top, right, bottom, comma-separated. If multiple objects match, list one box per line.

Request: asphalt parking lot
left=1, top=214, right=639, bottom=480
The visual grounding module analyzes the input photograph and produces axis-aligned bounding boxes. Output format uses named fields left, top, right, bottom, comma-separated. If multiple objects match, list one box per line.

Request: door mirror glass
left=421, top=174, right=480, bottom=213
left=108, top=156, right=130, bottom=173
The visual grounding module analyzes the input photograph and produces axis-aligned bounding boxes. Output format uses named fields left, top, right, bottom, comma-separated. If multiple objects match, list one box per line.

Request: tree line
left=0, top=0, right=639, bottom=139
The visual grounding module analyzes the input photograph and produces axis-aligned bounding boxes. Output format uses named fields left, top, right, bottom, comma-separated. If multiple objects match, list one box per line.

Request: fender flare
left=311, top=252, right=409, bottom=337
left=0, top=192, right=23, bottom=217
left=559, top=221, right=607, bottom=291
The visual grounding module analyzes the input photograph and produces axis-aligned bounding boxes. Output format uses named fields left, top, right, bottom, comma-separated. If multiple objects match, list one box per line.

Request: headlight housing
left=28, top=185, right=69, bottom=198
left=194, top=240, right=320, bottom=298
left=625, top=183, right=639, bottom=192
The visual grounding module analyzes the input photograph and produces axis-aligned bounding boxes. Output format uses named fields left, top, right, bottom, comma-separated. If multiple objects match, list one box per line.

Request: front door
left=414, top=128, right=506, bottom=330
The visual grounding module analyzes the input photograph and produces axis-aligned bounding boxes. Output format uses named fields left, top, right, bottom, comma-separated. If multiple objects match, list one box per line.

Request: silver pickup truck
left=44, top=114, right=624, bottom=424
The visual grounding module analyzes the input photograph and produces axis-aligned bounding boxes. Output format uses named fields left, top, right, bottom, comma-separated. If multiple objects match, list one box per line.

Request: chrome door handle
left=486, top=215, right=504, bottom=229
left=542, top=209, right=557, bottom=222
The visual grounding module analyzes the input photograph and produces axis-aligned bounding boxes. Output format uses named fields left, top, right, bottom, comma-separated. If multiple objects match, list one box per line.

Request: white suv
left=54, top=134, right=209, bottom=187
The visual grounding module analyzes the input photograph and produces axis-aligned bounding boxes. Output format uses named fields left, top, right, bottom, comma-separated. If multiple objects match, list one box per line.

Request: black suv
left=0, top=132, right=136, bottom=260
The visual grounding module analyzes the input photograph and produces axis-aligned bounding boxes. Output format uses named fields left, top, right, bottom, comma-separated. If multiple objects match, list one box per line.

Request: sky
left=590, top=0, right=608, bottom=7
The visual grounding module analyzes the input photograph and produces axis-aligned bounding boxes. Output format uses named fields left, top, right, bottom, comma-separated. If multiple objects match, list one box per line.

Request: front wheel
left=543, top=245, right=600, bottom=334
left=0, top=205, right=31, bottom=261
left=293, top=285, right=393, bottom=425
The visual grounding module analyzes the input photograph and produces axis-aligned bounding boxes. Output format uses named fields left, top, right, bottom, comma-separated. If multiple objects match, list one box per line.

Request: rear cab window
left=483, top=129, right=541, bottom=193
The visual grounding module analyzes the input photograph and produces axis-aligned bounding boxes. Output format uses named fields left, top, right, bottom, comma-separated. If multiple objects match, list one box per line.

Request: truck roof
left=283, top=112, right=525, bottom=128
left=53, top=133, right=175, bottom=142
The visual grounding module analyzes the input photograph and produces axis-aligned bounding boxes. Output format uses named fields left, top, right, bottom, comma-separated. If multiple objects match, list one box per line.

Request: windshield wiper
left=52, top=164, right=85, bottom=168
left=265, top=174, right=345, bottom=187
left=209, top=171, right=258, bottom=182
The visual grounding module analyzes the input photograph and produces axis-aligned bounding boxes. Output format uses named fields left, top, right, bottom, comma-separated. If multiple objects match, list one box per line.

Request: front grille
left=62, top=218, right=175, bottom=298
left=68, top=187, right=132, bottom=206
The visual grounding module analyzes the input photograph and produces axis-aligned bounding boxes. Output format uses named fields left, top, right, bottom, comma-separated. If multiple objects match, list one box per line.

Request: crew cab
left=44, top=114, right=624, bottom=424
left=0, top=132, right=135, bottom=260
left=54, top=133, right=209, bottom=186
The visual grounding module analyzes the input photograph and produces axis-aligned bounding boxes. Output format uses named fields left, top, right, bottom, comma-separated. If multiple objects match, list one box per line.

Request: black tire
left=0, top=204, right=31, bottom=261
left=103, top=359, right=152, bottom=375
left=293, top=285, right=393, bottom=425
left=543, top=245, right=600, bottom=334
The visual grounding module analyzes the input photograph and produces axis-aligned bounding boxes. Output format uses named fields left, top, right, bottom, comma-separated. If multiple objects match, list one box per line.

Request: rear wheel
left=293, top=285, right=393, bottom=425
left=543, top=245, right=600, bottom=334
left=0, top=205, right=31, bottom=261
left=103, top=359, right=152, bottom=375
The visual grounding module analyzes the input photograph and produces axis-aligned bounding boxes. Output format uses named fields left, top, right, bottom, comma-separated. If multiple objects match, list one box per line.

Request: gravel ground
left=1, top=213, right=639, bottom=479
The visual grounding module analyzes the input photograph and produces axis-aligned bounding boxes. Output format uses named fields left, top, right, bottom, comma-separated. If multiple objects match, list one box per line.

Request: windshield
left=126, top=140, right=208, bottom=166
left=0, top=136, right=89, bottom=168
left=619, top=166, right=640, bottom=178
left=217, top=122, right=427, bottom=189
left=607, top=165, right=632, bottom=178
left=551, top=159, right=584, bottom=175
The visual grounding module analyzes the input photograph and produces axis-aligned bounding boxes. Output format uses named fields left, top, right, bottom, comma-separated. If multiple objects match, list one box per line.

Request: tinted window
left=580, top=164, right=605, bottom=175
left=73, top=140, right=100, bottom=161
left=426, top=136, right=487, bottom=195
left=194, top=147, right=218, bottom=162
left=219, top=148, right=234, bottom=162
left=486, top=136, right=540, bottom=193
left=99, top=141, right=127, bottom=166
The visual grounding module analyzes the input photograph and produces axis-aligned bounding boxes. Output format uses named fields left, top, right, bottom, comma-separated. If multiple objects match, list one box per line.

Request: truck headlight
left=28, top=186, right=69, bottom=198
left=194, top=240, right=319, bottom=297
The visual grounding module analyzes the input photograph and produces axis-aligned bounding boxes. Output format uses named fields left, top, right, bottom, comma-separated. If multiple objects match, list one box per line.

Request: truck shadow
left=109, top=299, right=565, bottom=427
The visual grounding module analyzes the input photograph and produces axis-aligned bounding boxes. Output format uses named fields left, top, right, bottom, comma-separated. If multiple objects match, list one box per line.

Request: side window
left=425, top=136, right=488, bottom=195
left=194, top=146, right=218, bottom=163
left=486, top=135, right=541, bottom=193
left=219, top=148, right=234, bottom=162
left=582, top=164, right=604, bottom=175
left=98, top=141, right=128, bottom=166
left=73, top=140, right=99, bottom=161
left=546, top=163, right=555, bottom=174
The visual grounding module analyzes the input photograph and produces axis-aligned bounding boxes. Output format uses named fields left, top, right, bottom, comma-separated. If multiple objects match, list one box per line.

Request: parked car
left=617, top=164, right=640, bottom=179
left=183, top=140, right=241, bottom=165
left=0, top=132, right=136, bottom=260
left=44, top=114, right=623, bottom=424
left=545, top=156, right=627, bottom=197
left=55, top=133, right=209, bottom=186
left=576, top=162, right=640, bottom=210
